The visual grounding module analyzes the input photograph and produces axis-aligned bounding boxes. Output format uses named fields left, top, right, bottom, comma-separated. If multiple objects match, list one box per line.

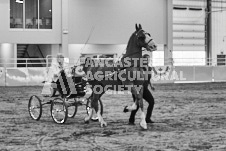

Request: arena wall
left=0, top=66, right=226, bottom=86
left=213, top=66, right=226, bottom=82
left=0, top=67, right=5, bottom=86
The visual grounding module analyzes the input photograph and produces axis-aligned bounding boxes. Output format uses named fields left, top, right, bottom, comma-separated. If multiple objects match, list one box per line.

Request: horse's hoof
left=123, top=106, right=129, bottom=113
left=140, top=122, right=147, bottom=130
left=84, top=119, right=89, bottom=124
left=91, top=116, right=99, bottom=121
left=84, top=117, right=90, bottom=124
left=100, top=122, right=107, bottom=127
left=128, top=122, right=135, bottom=125
left=146, top=119, right=155, bottom=124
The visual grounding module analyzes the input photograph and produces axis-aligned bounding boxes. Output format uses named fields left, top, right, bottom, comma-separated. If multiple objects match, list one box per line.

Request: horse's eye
left=147, top=33, right=151, bottom=36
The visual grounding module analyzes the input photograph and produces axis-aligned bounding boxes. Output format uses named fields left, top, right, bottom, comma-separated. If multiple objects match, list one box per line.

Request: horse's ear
left=135, top=24, right=139, bottom=31
left=139, top=24, right=142, bottom=29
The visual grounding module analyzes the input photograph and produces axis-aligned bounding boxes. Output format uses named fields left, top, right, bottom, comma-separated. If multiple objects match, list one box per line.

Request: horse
left=82, top=24, right=157, bottom=129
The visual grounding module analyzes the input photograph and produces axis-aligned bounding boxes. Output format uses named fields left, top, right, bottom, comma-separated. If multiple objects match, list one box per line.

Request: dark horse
left=82, top=24, right=157, bottom=129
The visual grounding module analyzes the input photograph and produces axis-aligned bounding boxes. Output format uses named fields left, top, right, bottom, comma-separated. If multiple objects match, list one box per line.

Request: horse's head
left=134, top=24, right=157, bottom=52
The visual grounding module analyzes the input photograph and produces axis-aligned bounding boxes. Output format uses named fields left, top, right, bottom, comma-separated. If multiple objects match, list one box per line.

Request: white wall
left=0, top=0, right=170, bottom=62
left=68, top=44, right=127, bottom=62
left=68, top=44, right=164, bottom=65
left=68, top=0, right=168, bottom=44
left=51, top=44, right=61, bottom=56
left=0, top=0, right=62, bottom=44
left=0, top=43, right=16, bottom=67
left=68, top=0, right=170, bottom=63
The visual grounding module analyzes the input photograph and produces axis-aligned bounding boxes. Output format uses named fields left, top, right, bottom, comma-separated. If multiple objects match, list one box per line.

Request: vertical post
left=38, top=0, right=40, bottom=29
left=193, top=66, right=196, bottom=82
left=23, top=0, right=25, bottom=29
left=165, top=0, right=173, bottom=66
left=14, top=44, right=17, bottom=68
left=46, top=56, right=49, bottom=68
left=4, top=66, right=6, bottom=87
left=206, top=0, right=212, bottom=65
left=26, top=58, right=27, bottom=68
left=212, top=66, right=214, bottom=82
left=61, top=0, right=69, bottom=57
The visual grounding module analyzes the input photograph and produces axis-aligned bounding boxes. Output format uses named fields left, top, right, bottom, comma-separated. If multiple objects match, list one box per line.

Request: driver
left=127, top=54, right=156, bottom=124
left=42, top=53, right=69, bottom=97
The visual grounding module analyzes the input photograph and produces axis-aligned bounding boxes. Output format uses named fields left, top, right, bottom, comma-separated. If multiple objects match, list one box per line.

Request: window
left=10, top=0, right=52, bottom=29
left=217, top=55, right=226, bottom=66
left=10, top=0, right=23, bottom=28
left=25, top=0, right=38, bottom=29
left=39, top=0, right=52, bottom=29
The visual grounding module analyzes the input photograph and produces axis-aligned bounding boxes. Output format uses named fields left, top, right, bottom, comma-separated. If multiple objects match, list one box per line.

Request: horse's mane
left=126, top=32, right=136, bottom=51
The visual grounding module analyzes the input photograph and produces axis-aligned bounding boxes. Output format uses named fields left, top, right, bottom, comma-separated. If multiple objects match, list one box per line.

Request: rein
left=121, top=49, right=143, bottom=59
left=79, top=29, right=152, bottom=81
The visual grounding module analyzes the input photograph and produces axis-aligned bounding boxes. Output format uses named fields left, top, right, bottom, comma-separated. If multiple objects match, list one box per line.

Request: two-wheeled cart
left=28, top=70, right=103, bottom=124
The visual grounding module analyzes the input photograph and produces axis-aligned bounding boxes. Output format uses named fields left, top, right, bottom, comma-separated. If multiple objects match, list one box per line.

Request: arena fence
left=1, top=57, right=226, bottom=67
left=0, top=57, right=226, bottom=86
left=0, top=66, right=226, bottom=86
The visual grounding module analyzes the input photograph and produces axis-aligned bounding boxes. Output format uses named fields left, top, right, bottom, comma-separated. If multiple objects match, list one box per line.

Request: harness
left=113, top=49, right=144, bottom=73
left=113, top=29, right=153, bottom=72
left=79, top=29, right=153, bottom=83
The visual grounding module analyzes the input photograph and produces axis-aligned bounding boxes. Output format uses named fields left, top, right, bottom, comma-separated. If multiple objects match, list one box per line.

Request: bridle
left=80, top=29, right=155, bottom=75
left=122, top=30, right=153, bottom=59
left=137, top=30, right=154, bottom=49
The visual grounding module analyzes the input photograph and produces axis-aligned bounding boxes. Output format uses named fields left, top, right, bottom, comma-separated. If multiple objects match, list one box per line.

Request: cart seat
left=54, top=70, right=86, bottom=98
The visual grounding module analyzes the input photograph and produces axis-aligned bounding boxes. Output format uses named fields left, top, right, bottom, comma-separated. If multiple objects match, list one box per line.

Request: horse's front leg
left=138, top=87, right=147, bottom=130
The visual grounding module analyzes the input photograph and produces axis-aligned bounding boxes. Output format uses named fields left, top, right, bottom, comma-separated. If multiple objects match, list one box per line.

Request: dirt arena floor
left=0, top=82, right=226, bottom=151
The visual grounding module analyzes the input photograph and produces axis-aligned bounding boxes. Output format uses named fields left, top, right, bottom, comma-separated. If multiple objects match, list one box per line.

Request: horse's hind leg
left=124, top=87, right=139, bottom=112
left=93, top=91, right=107, bottom=127
left=84, top=90, right=107, bottom=127
left=84, top=92, right=94, bottom=123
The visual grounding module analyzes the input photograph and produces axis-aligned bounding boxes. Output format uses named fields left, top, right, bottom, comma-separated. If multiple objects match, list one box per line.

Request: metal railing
left=0, top=58, right=47, bottom=67
left=0, top=57, right=226, bottom=67
left=152, top=58, right=226, bottom=66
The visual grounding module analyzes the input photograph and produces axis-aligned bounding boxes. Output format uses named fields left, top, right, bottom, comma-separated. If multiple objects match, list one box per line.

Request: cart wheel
left=86, top=97, right=103, bottom=121
left=67, top=98, right=78, bottom=118
left=50, top=98, right=68, bottom=124
left=28, top=95, right=42, bottom=121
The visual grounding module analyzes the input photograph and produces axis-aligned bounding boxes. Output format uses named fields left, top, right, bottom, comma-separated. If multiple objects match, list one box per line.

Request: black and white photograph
left=0, top=0, right=226, bottom=150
